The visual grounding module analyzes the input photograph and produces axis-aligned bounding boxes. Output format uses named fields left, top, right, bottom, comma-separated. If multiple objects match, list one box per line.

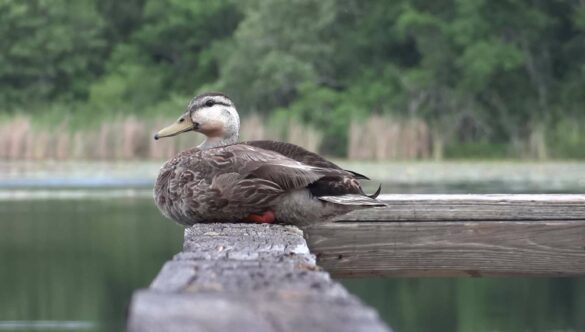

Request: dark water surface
left=0, top=198, right=182, bottom=331
left=1, top=177, right=584, bottom=331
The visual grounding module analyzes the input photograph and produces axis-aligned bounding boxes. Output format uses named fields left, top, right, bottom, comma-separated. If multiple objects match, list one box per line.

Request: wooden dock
left=127, top=224, right=391, bottom=332
left=308, top=194, right=585, bottom=277
left=128, top=194, right=585, bottom=331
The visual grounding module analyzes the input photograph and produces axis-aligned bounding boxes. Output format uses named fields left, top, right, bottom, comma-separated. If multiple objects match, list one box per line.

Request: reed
left=0, top=115, right=571, bottom=160
left=348, top=116, right=431, bottom=160
left=0, top=115, right=323, bottom=160
left=286, top=119, right=323, bottom=153
left=240, top=114, right=322, bottom=152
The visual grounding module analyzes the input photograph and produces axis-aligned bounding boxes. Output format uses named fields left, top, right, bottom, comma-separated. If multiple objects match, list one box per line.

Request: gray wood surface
left=337, top=194, right=585, bottom=221
left=127, top=224, right=391, bottom=332
left=309, top=194, right=585, bottom=277
left=306, top=220, right=585, bottom=277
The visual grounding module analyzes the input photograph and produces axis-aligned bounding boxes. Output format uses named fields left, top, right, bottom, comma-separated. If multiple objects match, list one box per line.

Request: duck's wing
left=243, top=140, right=385, bottom=196
left=198, top=144, right=358, bottom=207
left=208, top=144, right=354, bottom=189
left=243, top=140, right=369, bottom=180
left=241, top=143, right=386, bottom=202
left=243, top=140, right=339, bottom=169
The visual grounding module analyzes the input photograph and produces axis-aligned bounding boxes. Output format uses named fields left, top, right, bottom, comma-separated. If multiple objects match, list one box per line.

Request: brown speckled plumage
left=153, top=93, right=384, bottom=226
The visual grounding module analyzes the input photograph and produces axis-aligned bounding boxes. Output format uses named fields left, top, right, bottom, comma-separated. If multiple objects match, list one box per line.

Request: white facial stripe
left=209, top=96, right=232, bottom=107
left=186, top=95, right=232, bottom=110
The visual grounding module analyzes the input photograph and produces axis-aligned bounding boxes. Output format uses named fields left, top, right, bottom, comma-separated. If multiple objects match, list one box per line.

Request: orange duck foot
left=244, top=210, right=276, bottom=223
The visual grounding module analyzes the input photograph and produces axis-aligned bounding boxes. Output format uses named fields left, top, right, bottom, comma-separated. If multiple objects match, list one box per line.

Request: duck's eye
left=205, top=99, right=215, bottom=107
left=179, top=118, right=185, bottom=123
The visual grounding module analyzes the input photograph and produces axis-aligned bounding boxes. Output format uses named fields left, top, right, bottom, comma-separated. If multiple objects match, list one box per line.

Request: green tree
left=0, top=0, right=106, bottom=107
left=88, top=0, right=241, bottom=111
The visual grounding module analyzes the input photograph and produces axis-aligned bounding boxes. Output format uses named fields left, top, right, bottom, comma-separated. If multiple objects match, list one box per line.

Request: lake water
left=1, top=161, right=584, bottom=332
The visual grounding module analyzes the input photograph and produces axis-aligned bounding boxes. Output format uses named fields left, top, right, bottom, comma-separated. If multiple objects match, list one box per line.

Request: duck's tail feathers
left=318, top=194, right=386, bottom=207
left=368, top=184, right=382, bottom=199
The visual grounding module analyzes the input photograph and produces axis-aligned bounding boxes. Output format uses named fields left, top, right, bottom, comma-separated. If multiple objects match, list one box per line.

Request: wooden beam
left=336, top=194, right=585, bottom=221
left=127, top=224, right=391, bottom=332
left=312, top=195, right=585, bottom=277
left=306, top=220, right=585, bottom=277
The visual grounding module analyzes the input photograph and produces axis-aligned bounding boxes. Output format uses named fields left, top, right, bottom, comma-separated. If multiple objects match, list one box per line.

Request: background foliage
left=1, top=0, right=584, bottom=158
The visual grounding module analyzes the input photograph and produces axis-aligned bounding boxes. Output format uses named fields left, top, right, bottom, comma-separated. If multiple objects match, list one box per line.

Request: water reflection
left=0, top=198, right=182, bottom=331
left=343, top=278, right=585, bottom=332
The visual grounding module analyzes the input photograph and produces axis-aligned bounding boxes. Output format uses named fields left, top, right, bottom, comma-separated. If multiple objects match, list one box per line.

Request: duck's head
left=154, top=92, right=240, bottom=149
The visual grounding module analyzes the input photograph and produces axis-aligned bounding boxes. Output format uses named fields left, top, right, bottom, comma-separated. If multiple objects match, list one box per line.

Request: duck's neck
left=197, top=135, right=238, bottom=150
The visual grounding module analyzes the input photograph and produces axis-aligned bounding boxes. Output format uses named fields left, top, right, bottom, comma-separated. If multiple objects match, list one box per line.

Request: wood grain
left=335, top=194, right=585, bottom=221
left=306, top=220, right=585, bottom=277
left=128, top=224, right=390, bottom=332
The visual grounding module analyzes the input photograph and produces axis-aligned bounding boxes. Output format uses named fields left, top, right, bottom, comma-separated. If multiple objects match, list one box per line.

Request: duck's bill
left=154, top=119, right=193, bottom=140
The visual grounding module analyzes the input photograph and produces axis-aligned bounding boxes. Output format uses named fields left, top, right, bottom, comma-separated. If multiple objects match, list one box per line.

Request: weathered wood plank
left=128, top=194, right=585, bottom=330
left=127, top=224, right=391, bottom=332
left=337, top=194, right=585, bottom=221
left=306, top=220, right=585, bottom=277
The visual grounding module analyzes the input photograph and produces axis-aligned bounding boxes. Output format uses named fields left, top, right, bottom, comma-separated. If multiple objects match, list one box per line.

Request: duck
left=153, top=92, right=384, bottom=226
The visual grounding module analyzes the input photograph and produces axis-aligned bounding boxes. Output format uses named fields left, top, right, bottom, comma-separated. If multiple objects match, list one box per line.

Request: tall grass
left=0, top=115, right=323, bottom=160
left=348, top=116, right=431, bottom=160
left=1, top=114, right=581, bottom=160
left=0, top=116, right=179, bottom=160
left=239, top=113, right=323, bottom=152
